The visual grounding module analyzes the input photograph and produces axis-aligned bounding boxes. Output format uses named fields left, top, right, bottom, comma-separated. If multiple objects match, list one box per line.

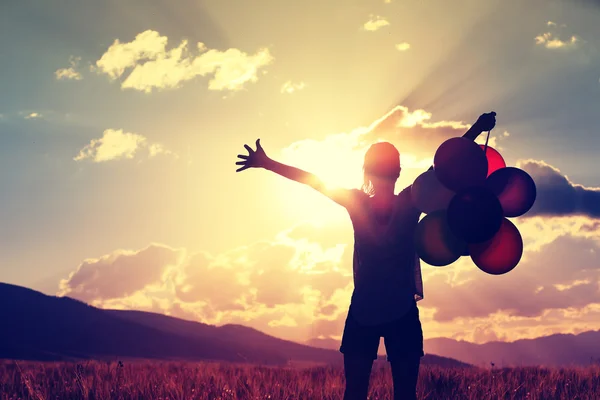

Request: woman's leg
left=390, top=356, right=420, bottom=400
left=383, top=302, right=424, bottom=400
left=343, top=355, right=374, bottom=400
left=340, top=308, right=380, bottom=400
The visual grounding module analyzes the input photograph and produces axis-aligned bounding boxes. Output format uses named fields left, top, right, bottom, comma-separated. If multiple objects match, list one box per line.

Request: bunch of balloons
left=411, top=137, right=536, bottom=275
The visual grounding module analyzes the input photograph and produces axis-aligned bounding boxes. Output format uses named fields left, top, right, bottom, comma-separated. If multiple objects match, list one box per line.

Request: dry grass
left=0, top=361, right=599, bottom=400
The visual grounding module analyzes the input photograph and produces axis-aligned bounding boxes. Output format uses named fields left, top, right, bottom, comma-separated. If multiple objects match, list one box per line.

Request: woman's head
left=362, top=142, right=401, bottom=196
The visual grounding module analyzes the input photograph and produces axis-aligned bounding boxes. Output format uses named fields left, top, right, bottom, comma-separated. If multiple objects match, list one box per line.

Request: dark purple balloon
left=434, top=137, right=488, bottom=192
left=414, top=210, right=467, bottom=266
left=486, top=167, right=537, bottom=217
left=447, top=186, right=504, bottom=243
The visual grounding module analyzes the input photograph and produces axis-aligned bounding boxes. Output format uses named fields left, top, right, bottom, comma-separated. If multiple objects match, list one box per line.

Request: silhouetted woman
left=236, top=112, right=496, bottom=400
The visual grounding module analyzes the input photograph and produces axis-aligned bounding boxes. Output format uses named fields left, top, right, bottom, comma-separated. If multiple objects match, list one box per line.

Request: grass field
left=1, top=361, right=599, bottom=400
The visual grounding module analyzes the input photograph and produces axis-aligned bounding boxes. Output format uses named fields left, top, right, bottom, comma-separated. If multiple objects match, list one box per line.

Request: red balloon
left=469, top=218, right=523, bottom=275
left=434, top=138, right=488, bottom=192
left=414, top=211, right=467, bottom=266
left=479, top=145, right=506, bottom=177
left=486, top=167, right=537, bottom=217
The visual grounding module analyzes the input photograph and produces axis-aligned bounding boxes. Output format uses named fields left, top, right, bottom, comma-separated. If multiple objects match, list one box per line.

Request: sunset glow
left=1, top=0, right=599, bottom=350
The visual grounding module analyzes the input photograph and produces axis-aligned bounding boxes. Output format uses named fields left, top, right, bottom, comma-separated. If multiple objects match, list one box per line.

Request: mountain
left=305, top=338, right=471, bottom=368
left=424, top=332, right=600, bottom=367
left=307, top=331, right=600, bottom=368
left=106, top=309, right=345, bottom=364
left=0, top=282, right=469, bottom=367
left=0, top=283, right=337, bottom=365
left=306, top=337, right=340, bottom=351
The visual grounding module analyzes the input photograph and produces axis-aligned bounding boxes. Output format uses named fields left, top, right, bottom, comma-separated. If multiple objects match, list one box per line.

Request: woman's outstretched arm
left=236, top=139, right=355, bottom=206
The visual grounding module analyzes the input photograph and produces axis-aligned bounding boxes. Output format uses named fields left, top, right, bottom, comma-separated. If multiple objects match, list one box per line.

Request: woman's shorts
left=339, top=302, right=424, bottom=362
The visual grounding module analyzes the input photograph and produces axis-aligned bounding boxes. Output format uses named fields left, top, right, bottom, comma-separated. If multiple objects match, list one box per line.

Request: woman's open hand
left=236, top=139, right=270, bottom=172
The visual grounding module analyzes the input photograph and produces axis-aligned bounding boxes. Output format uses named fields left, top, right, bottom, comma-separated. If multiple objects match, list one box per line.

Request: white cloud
left=281, top=81, right=306, bottom=94
left=59, top=244, right=185, bottom=303
left=55, top=56, right=83, bottom=81
left=535, top=32, right=580, bottom=50
left=363, top=16, right=390, bottom=31
left=57, top=213, right=600, bottom=344
left=395, top=42, right=411, bottom=51
left=74, top=128, right=176, bottom=162
left=96, top=30, right=168, bottom=79
left=58, top=222, right=352, bottom=342
left=24, top=112, right=41, bottom=119
left=95, top=30, right=274, bottom=93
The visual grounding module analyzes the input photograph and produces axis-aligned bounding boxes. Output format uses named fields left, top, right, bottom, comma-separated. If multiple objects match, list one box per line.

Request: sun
left=280, top=134, right=365, bottom=190
left=273, top=137, right=365, bottom=223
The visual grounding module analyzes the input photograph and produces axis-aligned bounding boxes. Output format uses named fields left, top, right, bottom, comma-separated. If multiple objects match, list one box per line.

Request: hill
left=0, top=282, right=471, bottom=367
left=424, top=332, right=600, bottom=367
left=307, top=331, right=600, bottom=367
left=0, top=283, right=330, bottom=364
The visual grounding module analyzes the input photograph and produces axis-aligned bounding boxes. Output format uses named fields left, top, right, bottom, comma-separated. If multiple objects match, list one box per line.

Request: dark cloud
left=520, top=160, right=600, bottom=218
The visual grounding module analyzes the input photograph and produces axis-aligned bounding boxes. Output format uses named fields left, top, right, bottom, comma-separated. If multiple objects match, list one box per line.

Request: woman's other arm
left=236, top=139, right=355, bottom=207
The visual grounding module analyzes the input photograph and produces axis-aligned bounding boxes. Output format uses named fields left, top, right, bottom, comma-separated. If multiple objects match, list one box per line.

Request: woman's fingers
left=236, top=165, right=250, bottom=172
left=256, top=138, right=262, bottom=150
left=237, top=154, right=249, bottom=160
left=235, top=161, right=246, bottom=166
left=244, top=144, right=254, bottom=154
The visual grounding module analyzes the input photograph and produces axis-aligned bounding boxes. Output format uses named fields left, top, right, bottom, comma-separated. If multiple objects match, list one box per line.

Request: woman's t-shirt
left=343, top=186, right=423, bottom=326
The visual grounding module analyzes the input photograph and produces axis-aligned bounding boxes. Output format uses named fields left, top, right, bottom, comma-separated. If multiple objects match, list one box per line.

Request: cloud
left=96, top=30, right=168, bottom=79
left=395, top=42, right=411, bottom=51
left=95, top=30, right=274, bottom=93
left=535, top=32, right=580, bottom=49
left=55, top=56, right=83, bottom=81
left=24, top=112, right=41, bottom=119
left=547, top=21, right=568, bottom=28
left=280, top=105, right=497, bottom=190
left=281, top=81, right=306, bottom=94
left=424, top=231, right=600, bottom=324
left=59, top=244, right=184, bottom=303
left=57, top=223, right=352, bottom=342
left=519, top=160, right=600, bottom=218
left=57, top=214, right=600, bottom=344
left=74, top=129, right=176, bottom=163
left=363, top=16, right=390, bottom=31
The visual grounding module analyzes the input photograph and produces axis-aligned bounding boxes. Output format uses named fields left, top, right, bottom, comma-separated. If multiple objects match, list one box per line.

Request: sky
left=1, top=0, right=600, bottom=345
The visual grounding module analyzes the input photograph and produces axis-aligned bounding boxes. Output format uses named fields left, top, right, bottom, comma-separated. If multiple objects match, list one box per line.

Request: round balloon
left=434, top=137, right=488, bottom=192
left=469, top=218, right=523, bottom=275
left=479, top=145, right=506, bottom=177
left=414, top=210, right=467, bottom=266
left=486, top=167, right=537, bottom=217
left=447, top=186, right=503, bottom=243
left=411, top=170, right=455, bottom=214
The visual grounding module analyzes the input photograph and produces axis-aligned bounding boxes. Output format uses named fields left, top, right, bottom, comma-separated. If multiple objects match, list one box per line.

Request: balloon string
left=484, top=129, right=492, bottom=154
